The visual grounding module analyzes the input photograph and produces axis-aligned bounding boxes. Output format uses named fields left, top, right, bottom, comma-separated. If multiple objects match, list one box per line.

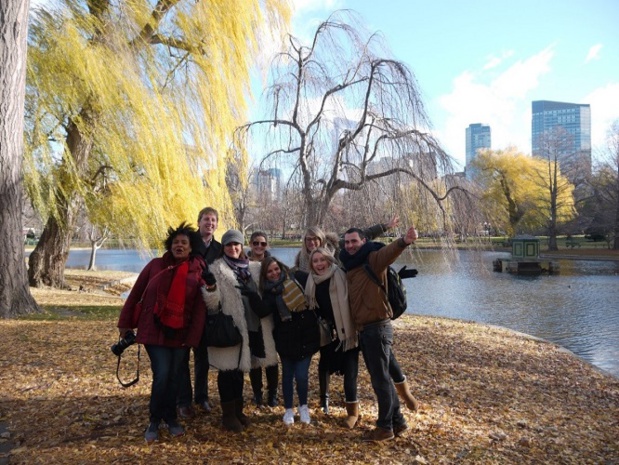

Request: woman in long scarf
left=260, top=257, right=320, bottom=426
left=117, top=222, right=207, bottom=443
left=304, top=247, right=361, bottom=428
left=201, top=229, right=277, bottom=433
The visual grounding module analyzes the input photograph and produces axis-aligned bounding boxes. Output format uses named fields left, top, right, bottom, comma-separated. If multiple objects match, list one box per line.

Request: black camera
left=111, top=330, right=136, bottom=356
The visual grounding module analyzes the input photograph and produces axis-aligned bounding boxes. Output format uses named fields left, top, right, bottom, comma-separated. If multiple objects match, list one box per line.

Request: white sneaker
left=283, top=408, right=295, bottom=425
left=298, top=404, right=311, bottom=424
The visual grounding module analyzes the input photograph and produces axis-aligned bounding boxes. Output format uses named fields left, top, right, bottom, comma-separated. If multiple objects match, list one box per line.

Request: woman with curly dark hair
left=117, top=222, right=207, bottom=443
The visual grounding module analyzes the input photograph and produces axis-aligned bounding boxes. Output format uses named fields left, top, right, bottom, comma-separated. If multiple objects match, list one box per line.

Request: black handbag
left=317, top=315, right=335, bottom=347
left=205, top=309, right=242, bottom=348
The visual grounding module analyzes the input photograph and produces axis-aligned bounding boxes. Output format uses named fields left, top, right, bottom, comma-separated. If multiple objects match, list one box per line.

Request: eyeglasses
left=252, top=241, right=267, bottom=247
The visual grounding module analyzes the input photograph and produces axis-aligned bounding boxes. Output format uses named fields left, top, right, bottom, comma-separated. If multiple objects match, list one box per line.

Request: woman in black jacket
left=259, top=257, right=320, bottom=425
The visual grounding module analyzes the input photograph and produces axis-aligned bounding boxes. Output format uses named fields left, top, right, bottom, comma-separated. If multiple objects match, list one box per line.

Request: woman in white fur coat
left=201, top=229, right=277, bottom=433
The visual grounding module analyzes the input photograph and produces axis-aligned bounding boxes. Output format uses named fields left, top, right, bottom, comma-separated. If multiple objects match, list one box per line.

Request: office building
left=531, top=100, right=591, bottom=180
left=465, top=123, right=491, bottom=180
left=255, top=168, right=282, bottom=202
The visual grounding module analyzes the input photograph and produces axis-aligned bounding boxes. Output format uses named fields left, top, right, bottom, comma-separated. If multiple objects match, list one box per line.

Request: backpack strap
left=362, top=263, right=387, bottom=295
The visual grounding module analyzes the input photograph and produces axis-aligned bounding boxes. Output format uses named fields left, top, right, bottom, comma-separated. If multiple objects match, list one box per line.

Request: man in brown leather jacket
left=339, top=225, right=418, bottom=442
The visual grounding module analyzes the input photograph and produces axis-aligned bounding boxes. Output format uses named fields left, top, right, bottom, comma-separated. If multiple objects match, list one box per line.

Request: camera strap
left=116, top=344, right=141, bottom=388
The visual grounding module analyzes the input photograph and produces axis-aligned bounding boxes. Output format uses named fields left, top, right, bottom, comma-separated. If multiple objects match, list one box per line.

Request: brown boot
left=221, top=400, right=243, bottom=433
left=234, top=398, right=251, bottom=427
left=343, top=401, right=359, bottom=429
left=394, top=376, right=419, bottom=411
left=362, top=426, right=394, bottom=442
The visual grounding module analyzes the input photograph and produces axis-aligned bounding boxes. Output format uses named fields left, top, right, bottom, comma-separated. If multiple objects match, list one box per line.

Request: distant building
left=255, top=168, right=282, bottom=202
left=531, top=100, right=591, bottom=181
left=465, top=123, right=491, bottom=180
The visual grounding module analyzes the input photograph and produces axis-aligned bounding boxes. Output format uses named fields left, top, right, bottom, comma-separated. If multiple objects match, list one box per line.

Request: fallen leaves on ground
left=1, top=276, right=618, bottom=464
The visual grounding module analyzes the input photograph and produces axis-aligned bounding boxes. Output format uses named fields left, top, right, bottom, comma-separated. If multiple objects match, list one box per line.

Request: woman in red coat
left=117, top=222, right=207, bottom=443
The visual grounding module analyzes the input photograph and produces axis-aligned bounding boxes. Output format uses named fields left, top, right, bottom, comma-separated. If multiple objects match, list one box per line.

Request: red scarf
left=157, top=261, right=189, bottom=329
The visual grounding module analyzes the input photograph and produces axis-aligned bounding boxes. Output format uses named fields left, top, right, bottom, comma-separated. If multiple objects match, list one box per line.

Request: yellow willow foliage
left=24, top=0, right=290, bottom=251
left=472, top=148, right=575, bottom=234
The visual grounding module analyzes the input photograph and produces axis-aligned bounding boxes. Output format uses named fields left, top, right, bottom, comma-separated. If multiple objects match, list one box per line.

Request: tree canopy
left=24, top=0, right=290, bottom=287
left=471, top=148, right=575, bottom=237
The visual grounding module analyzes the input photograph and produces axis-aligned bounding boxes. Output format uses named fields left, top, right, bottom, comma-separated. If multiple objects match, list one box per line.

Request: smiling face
left=223, top=242, right=243, bottom=259
left=305, top=235, right=321, bottom=253
left=198, top=212, right=218, bottom=241
left=250, top=235, right=268, bottom=259
left=171, top=234, right=192, bottom=261
left=266, top=260, right=282, bottom=282
left=344, top=231, right=366, bottom=255
left=310, top=252, right=330, bottom=276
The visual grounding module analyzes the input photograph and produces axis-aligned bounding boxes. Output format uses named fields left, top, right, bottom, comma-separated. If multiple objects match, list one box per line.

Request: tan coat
left=346, top=239, right=408, bottom=329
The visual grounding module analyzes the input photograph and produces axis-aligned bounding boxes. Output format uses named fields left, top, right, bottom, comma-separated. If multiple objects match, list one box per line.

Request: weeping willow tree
left=236, top=10, right=467, bottom=229
left=471, top=148, right=575, bottom=238
left=24, top=0, right=290, bottom=288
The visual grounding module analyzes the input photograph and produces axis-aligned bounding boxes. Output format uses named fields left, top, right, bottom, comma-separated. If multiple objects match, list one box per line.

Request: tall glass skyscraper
left=531, top=100, right=591, bottom=179
left=465, top=123, right=491, bottom=180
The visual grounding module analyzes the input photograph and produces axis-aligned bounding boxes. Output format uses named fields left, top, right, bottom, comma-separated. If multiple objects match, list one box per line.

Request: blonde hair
left=303, top=226, right=326, bottom=252
left=308, top=247, right=336, bottom=273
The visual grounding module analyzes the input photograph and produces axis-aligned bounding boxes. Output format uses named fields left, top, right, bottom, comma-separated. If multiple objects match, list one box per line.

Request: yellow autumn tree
left=24, top=0, right=290, bottom=288
left=471, top=148, right=575, bottom=237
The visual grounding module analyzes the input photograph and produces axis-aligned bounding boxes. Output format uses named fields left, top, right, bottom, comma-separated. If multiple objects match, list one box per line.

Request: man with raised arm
left=339, top=224, right=418, bottom=442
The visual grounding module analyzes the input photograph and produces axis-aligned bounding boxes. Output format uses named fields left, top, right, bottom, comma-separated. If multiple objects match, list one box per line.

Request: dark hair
left=344, top=227, right=366, bottom=240
left=250, top=230, right=268, bottom=243
left=163, top=222, right=201, bottom=253
left=197, top=207, right=219, bottom=224
left=259, top=256, right=289, bottom=291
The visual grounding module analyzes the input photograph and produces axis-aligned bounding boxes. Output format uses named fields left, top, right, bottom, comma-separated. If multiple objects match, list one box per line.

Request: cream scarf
left=305, top=265, right=358, bottom=351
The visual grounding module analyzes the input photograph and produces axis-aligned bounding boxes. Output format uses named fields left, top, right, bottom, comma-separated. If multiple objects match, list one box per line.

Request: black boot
left=319, top=370, right=330, bottom=414
left=249, top=367, right=263, bottom=406
left=266, top=364, right=279, bottom=407
left=234, top=397, right=251, bottom=427
left=221, top=400, right=243, bottom=433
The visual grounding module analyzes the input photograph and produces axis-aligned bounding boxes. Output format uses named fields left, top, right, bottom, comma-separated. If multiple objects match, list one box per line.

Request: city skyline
left=290, top=0, right=619, bottom=169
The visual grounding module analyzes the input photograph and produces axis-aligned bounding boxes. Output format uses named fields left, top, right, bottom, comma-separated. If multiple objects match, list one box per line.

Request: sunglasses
left=252, top=241, right=267, bottom=247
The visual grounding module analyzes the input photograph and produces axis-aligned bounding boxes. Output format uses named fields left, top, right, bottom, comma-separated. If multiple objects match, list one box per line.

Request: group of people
left=116, top=208, right=420, bottom=443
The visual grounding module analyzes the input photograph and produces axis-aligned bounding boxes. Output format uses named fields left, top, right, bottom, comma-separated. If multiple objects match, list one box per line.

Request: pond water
left=64, top=247, right=619, bottom=378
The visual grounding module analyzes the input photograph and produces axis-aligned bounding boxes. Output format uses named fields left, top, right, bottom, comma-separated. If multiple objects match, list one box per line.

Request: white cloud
left=483, top=50, right=514, bottom=71
left=436, top=47, right=554, bottom=166
left=585, top=44, right=603, bottom=63
left=584, top=83, right=619, bottom=154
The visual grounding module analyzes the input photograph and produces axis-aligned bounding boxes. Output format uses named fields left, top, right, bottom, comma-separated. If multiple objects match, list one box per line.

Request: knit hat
left=221, top=229, right=245, bottom=246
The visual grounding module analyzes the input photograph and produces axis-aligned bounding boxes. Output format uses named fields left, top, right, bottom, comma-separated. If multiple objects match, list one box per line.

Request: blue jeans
left=359, top=320, right=405, bottom=430
left=281, top=356, right=312, bottom=409
left=145, top=345, right=188, bottom=423
left=389, top=351, right=405, bottom=384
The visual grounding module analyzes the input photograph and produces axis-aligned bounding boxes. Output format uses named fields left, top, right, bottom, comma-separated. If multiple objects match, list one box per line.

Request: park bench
left=565, top=239, right=581, bottom=248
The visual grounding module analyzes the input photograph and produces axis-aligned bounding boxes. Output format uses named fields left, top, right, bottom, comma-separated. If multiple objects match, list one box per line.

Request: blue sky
left=289, top=0, right=619, bottom=169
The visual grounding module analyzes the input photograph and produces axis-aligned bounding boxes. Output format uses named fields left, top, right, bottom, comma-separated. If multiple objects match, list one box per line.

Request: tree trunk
left=0, top=0, right=40, bottom=317
left=28, top=214, right=75, bottom=287
left=28, top=113, right=93, bottom=287
left=87, top=243, right=98, bottom=271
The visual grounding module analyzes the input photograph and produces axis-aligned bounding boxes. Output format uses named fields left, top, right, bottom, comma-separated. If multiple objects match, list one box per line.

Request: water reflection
left=63, top=247, right=619, bottom=378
